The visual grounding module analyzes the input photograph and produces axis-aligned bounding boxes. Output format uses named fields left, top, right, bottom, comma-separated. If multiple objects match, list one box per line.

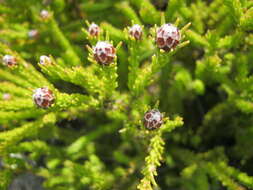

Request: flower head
left=33, top=87, right=55, bottom=108
left=93, top=41, right=116, bottom=65
left=28, top=29, right=39, bottom=39
left=143, top=109, right=163, bottom=130
left=39, top=55, right=52, bottom=65
left=2, top=55, right=17, bottom=67
left=88, top=23, right=100, bottom=37
left=129, top=24, right=142, bottom=40
left=156, top=23, right=180, bottom=51
left=40, top=10, right=50, bottom=20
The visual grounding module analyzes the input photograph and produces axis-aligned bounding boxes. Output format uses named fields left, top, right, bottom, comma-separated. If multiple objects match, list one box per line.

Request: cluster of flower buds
left=89, top=22, right=181, bottom=65
left=28, top=29, right=39, bottom=39
left=2, top=55, right=17, bottom=67
left=39, top=55, right=52, bottom=65
left=143, top=109, right=163, bottom=130
left=129, top=24, right=143, bottom=40
left=27, top=21, right=183, bottom=113
left=88, top=23, right=100, bottom=37
left=93, top=41, right=116, bottom=65
left=33, top=87, right=55, bottom=108
left=87, top=22, right=116, bottom=65
left=156, top=23, right=181, bottom=51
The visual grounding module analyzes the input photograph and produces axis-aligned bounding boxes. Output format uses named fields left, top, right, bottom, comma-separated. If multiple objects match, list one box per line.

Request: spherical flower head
left=33, top=87, right=55, bottom=108
left=2, top=55, right=17, bottom=67
left=143, top=109, right=163, bottom=130
left=88, top=23, right=100, bottom=37
left=2, top=93, right=11, bottom=100
left=93, top=41, right=116, bottom=65
left=28, top=29, right=39, bottom=39
left=39, top=55, right=51, bottom=65
left=156, top=23, right=180, bottom=51
left=129, top=24, right=143, bottom=40
left=40, top=10, right=50, bottom=20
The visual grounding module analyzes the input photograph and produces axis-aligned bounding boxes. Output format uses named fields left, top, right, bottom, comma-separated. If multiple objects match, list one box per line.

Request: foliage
left=0, top=0, right=253, bottom=189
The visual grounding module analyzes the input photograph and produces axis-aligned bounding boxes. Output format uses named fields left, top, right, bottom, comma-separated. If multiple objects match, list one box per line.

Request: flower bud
left=39, top=55, right=52, bottom=65
left=156, top=23, right=180, bottom=51
left=40, top=10, right=50, bottom=20
left=2, top=93, right=11, bottom=100
left=129, top=24, right=142, bottom=40
left=28, top=29, right=39, bottom=39
left=88, top=23, right=100, bottom=37
left=93, top=41, right=116, bottom=65
left=33, top=87, right=55, bottom=108
left=143, top=109, right=163, bottom=130
left=2, top=55, right=17, bottom=67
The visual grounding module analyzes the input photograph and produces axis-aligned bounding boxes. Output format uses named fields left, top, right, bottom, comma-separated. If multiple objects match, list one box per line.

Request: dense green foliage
left=0, top=0, right=253, bottom=189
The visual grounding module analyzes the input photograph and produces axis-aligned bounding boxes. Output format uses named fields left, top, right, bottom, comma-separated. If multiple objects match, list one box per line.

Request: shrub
left=0, top=0, right=253, bottom=189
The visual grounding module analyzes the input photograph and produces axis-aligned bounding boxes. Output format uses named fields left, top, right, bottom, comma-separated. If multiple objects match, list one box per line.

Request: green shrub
left=0, top=0, right=253, bottom=189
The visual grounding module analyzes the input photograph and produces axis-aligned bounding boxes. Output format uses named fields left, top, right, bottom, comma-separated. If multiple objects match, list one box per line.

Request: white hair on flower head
left=2, top=55, right=16, bottom=66
left=39, top=55, right=51, bottom=65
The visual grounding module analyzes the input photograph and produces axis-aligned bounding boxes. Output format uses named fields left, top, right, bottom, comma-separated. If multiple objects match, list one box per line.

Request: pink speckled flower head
left=129, top=24, right=142, bottom=40
left=93, top=41, right=116, bottom=65
left=2, top=55, right=17, bottom=67
left=156, top=23, right=180, bottom=51
left=33, top=87, right=55, bottom=108
left=143, top=109, right=163, bottom=130
left=88, top=23, right=100, bottom=37
left=40, top=10, right=50, bottom=20
left=28, top=29, right=39, bottom=39
left=39, top=55, right=51, bottom=65
left=2, top=93, right=11, bottom=100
